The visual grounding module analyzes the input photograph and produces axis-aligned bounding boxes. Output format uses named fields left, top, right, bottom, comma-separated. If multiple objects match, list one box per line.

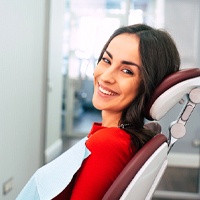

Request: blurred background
left=0, top=0, right=200, bottom=199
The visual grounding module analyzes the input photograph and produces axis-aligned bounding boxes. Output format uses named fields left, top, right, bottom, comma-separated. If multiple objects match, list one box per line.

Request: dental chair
left=102, top=68, right=200, bottom=200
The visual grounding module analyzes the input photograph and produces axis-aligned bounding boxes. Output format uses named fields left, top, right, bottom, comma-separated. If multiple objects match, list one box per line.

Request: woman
left=54, top=24, right=180, bottom=199
left=17, top=24, right=180, bottom=200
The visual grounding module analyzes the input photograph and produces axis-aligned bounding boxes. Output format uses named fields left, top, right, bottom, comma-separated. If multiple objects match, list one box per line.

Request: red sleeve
left=70, top=127, right=134, bottom=200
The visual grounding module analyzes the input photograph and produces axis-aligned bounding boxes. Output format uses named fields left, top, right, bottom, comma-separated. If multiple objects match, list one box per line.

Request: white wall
left=45, top=0, right=65, bottom=163
left=0, top=0, right=49, bottom=199
left=164, top=0, right=200, bottom=69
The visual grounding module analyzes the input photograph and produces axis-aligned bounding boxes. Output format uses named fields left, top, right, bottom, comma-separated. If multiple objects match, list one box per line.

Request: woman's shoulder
left=86, top=125, right=132, bottom=154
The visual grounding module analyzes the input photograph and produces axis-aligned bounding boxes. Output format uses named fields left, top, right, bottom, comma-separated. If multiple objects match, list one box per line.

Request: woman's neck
left=101, top=110, right=121, bottom=127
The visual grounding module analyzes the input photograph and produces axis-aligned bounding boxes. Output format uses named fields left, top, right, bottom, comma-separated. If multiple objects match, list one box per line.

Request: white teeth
left=99, top=86, right=115, bottom=95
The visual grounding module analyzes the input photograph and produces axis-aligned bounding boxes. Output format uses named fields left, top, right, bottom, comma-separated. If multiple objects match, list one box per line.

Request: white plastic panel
left=150, top=77, right=200, bottom=120
left=120, top=143, right=168, bottom=200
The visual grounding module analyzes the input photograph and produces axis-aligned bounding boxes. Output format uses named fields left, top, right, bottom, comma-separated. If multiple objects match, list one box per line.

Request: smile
left=98, top=84, right=118, bottom=96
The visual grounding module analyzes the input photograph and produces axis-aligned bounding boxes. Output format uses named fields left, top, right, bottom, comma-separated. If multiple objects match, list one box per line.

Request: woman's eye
left=122, top=69, right=134, bottom=75
left=102, top=57, right=110, bottom=64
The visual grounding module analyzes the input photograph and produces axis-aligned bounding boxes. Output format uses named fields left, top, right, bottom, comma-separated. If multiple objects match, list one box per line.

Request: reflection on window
left=69, top=16, right=120, bottom=80
left=128, top=9, right=144, bottom=24
left=78, top=16, right=120, bottom=60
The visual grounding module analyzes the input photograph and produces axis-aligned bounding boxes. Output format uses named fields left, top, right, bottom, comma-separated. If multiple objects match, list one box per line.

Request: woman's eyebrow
left=105, top=50, right=112, bottom=59
left=122, top=61, right=140, bottom=69
left=105, top=50, right=140, bottom=69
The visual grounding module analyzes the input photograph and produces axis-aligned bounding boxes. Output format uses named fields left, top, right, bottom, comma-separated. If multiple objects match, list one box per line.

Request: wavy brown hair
left=97, top=24, right=180, bottom=151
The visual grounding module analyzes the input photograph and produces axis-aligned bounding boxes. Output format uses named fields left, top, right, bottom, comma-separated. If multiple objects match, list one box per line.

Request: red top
left=53, top=123, right=135, bottom=200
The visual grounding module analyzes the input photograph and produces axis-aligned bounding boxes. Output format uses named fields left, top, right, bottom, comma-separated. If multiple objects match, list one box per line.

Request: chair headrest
left=145, top=68, right=200, bottom=121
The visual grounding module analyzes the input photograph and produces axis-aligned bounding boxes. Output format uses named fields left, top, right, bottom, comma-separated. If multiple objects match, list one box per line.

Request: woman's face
left=92, top=33, right=142, bottom=116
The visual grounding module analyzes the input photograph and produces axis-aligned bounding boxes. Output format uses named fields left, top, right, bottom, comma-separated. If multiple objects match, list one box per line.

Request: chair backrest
left=103, top=68, right=200, bottom=200
left=102, top=133, right=167, bottom=200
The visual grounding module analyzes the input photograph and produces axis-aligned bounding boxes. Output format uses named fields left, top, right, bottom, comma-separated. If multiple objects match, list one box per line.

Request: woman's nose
left=100, top=66, right=116, bottom=84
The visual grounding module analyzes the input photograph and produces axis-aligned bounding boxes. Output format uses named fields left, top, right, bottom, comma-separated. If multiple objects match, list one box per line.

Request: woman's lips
left=98, top=83, right=118, bottom=96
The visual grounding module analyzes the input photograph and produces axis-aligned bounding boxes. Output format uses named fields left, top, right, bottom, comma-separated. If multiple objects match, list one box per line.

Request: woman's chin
left=92, top=98, right=101, bottom=111
left=92, top=102, right=102, bottom=111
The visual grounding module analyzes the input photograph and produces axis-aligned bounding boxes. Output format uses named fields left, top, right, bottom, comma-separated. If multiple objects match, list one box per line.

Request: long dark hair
left=97, top=24, right=180, bottom=152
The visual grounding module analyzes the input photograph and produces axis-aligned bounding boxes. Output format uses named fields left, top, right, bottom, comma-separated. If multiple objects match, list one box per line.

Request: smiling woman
left=17, top=23, right=181, bottom=200
left=60, top=24, right=180, bottom=200
left=96, top=24, right=180, bottom=152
